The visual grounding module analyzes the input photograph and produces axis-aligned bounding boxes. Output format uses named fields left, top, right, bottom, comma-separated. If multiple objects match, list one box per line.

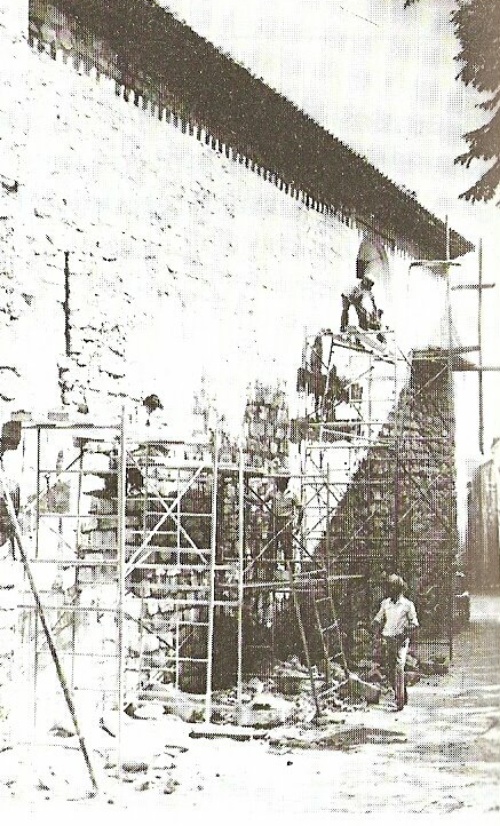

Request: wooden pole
left=0, top=465, right=98, bottom=793
left=478, top=238, right=484, bottom=454
left=445, top=218, right=454, bottom=663
left=289, top=570, right=321, bottom=719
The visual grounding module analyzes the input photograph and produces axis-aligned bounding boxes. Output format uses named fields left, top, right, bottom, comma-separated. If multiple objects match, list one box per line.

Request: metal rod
left=367, top=352, right=373, bottom=444
left=451, top=283, right=495, bottom=290
left=141, top=443, right=149, bottom=570
left=33, top=426, right=41, bottom=729
left=0, top=464, right=98, bottom=793
left=237, top=443, right=245, bottom=711
left=205, top=426, right=219, bottom=723
left=35, top=426, right=40, bottom=559
left=176, top=465, right=181, bottom=567
left=454, top=366, right=500, bottom=372
left=392, top=356, right=399, bottom=572
left=325, top=464, right=331, bottom=569
left=117, top=407, right=127, bottom=778
left=175, top=617, right=180, bottom=690
left=71, top=443, right=84, bottom=690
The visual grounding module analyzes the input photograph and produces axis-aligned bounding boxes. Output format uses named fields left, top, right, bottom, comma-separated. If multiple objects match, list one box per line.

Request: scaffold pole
left=0, top=462, right=98, bottom=794
left=205, top=424, right=219, bottom=723
left=117, top=406, right=127, bottom=779
left=237, top=442, right=245, bottom=711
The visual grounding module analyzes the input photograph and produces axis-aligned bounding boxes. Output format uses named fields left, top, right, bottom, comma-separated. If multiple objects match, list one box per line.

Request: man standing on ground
left=372, top=574, right=419, bottom=711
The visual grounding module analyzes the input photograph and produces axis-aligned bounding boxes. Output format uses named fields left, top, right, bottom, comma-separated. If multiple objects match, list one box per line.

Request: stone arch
left=356, top=236, right=391, bottom=322
left=356, top=237, right=389, bottom=287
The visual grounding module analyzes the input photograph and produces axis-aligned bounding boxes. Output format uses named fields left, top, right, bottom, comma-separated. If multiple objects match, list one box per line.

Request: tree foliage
left=406, top=0, right=500, bottom=204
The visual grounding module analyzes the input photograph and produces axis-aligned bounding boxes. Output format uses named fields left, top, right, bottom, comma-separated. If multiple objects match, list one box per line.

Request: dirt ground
left=1, top=594, right=499, bottom=820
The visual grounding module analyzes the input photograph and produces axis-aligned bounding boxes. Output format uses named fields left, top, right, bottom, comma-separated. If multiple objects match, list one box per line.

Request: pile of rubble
left=0, top=643, right=453, bottom=803
left=208, top=649, right=451, bottom=728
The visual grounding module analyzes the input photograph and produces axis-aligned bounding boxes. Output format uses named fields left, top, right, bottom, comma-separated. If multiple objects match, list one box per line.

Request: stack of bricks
left=76, top=437, right=120, bottom=585
left=78, top=440, right=215, bottom=690
left=244, top=381, right=289, bottom=471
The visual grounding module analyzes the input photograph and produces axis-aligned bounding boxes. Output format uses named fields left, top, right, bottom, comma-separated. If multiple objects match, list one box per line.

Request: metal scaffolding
left=294, top=323, right=459, bottom=662
left=7, top=290, right=467, bottom=745
left=10, top=411, right=365, bottom=739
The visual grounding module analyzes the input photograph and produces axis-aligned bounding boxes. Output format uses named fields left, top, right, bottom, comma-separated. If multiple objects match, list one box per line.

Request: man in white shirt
left=372, top=574, right=419, bottom=711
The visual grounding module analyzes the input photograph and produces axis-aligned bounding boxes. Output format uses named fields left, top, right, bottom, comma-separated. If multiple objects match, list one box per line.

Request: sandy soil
left=1, top=595, right=499, bottom=819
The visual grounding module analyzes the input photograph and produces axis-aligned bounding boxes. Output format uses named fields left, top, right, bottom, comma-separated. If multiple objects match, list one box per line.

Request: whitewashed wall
left=0, top=3, right=448, bottom=439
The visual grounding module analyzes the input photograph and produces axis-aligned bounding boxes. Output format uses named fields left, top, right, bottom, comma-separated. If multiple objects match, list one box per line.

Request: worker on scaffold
left=263, top=476, right=303, bottom=574
left=340, top=260, right=385, bottom=342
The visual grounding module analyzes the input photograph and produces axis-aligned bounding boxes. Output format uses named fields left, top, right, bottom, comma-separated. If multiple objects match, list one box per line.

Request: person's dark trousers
left=275, top=516, right=293, bottom=563
left=340, top=294, right=369, bottom=332
left=340, top=294, right=349, bottom=331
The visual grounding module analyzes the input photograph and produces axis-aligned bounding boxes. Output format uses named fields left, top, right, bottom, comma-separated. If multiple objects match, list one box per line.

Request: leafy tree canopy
left=405, top=0, right=500, bottom=204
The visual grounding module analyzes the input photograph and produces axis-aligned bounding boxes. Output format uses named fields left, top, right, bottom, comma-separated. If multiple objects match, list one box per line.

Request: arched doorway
left=356, top=237, right=390, bottom=294
left=354, top=236, right=391, bottom=332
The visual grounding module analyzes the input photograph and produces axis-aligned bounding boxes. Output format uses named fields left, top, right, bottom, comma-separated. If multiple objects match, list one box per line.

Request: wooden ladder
left=287, top=564, right=348, bottom=717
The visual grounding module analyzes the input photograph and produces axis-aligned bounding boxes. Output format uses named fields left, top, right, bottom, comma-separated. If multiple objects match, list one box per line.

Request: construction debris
left=238, top=692, right=295, bottom=728
left=0, top=345, right=464, bottom=803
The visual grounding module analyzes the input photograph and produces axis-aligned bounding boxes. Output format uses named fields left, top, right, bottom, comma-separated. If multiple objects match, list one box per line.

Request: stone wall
left=0, top=4, right=464, bottom=703
left=0, top=2, right=450, bottom=437
left=312, top=349, right=458, bottom=642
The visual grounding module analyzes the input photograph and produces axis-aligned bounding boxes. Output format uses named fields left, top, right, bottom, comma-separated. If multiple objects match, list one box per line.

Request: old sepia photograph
left=0, top=0, right=499, bottom=819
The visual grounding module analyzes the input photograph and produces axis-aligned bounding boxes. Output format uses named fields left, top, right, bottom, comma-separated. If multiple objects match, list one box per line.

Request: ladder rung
left=320, top=623, right=339, bottom=633
left=142, top=584, right=211, bottom=592
left=163, top=564, right=231, bottom=571
left=177, top=620, right=209, bottom=627
left=177, top=657, right=209, bottom=664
